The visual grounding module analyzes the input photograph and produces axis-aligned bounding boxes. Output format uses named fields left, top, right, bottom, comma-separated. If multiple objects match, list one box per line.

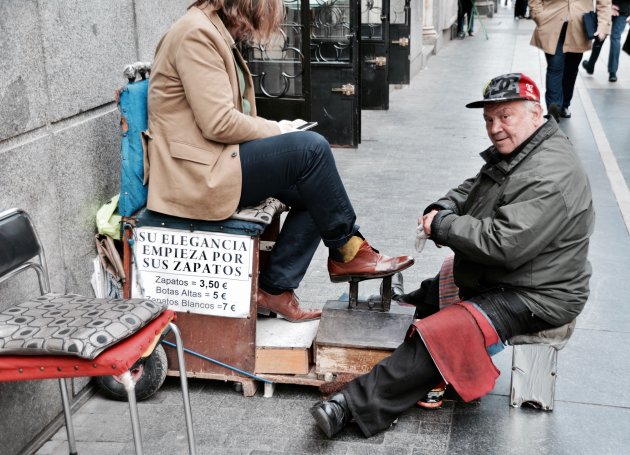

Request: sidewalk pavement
left=37, top=5, right=630, bottom=454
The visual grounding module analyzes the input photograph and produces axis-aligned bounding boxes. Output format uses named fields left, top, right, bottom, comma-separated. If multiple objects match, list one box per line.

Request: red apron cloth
left=409, top=301, right=500, bottom=402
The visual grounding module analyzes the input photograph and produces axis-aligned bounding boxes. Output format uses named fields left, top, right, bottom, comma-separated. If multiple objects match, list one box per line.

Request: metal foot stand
left=348, top=275, right=393, bottom=311
left=315, top=273, right=415, bottom=376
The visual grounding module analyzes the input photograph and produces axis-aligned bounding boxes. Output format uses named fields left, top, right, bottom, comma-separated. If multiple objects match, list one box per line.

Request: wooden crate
left=255, top=318, right=319, bottom=375
left=314, top=300, right=415, bottom=375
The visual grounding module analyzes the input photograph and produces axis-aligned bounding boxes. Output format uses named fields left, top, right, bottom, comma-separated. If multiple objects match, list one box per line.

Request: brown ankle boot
left=257, top=289, right=322, bottom=322
left=328, top=240, right=414, bottom=283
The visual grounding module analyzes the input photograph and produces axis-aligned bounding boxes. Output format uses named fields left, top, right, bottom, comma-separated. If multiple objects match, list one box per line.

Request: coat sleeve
left=527, top=0, right=543, bottom=26
left=175, top=28, right=281, bottom=144
left=426, top=175, right=478, bottom=216
left=432, top=175, right=569, bottom=271
left=596, top=0, right=613, bottom=35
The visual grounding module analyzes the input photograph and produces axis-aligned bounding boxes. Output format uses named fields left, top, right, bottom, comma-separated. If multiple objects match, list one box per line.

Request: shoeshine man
left=311, top=73, right=595, bottom=438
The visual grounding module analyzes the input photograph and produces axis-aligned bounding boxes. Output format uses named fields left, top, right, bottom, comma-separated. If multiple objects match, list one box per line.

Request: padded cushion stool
left=508, top=320, right=576, bottom=411
left=0, top=208, right=196, bottom=454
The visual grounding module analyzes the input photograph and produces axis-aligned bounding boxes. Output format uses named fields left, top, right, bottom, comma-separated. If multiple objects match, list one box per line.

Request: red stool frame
left=0, top=208, right=196, bottom=454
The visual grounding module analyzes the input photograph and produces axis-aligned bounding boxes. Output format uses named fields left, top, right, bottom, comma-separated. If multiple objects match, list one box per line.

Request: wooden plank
left=256, top=367, right=325, bottom=387
left=166, top=370, right=258, bottom=396
left=315, top=345, right=392, bottom=375
left=255, top=347, right=310, bottom=374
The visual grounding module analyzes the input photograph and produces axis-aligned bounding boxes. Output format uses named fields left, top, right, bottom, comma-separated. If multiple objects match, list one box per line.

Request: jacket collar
left=479, top=117, right=560, bottom=174
left=196, top=4, right=236, bottom=49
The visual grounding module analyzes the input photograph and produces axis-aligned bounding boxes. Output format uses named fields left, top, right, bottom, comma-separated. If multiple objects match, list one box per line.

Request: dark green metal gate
left=360, top=0, right=390, bottom=110
left=388, top=0, right=411, bottom=85
left=243, top=0, right=361, bottom=148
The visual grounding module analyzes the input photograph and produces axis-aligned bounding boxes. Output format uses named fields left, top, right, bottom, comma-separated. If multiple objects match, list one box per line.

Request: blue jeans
left=586, top=14, right=628, bottom=75
left=238, top=131, right=358, bottom=292
left=545, top=22, right=583, bottom=110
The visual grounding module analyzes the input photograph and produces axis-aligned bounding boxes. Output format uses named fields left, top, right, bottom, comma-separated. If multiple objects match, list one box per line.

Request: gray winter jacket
left=430, top=118, right=594, bottom=325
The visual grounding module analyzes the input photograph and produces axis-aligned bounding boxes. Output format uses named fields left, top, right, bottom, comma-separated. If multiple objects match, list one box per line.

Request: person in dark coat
left=457, top=0, right=474, bottom=38
left=310, top=73, right=595, bottom=438
left=582, top=0, right=630, bottom=81
left=514, top=0, right=528, bottom=18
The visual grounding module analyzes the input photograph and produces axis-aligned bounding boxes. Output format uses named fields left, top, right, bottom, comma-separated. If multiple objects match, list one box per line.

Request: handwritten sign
left=131, top=226, right=254, bottom=318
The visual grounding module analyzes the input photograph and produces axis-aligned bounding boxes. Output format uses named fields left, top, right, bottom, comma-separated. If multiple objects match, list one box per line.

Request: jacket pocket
left=168, top=140, right=221, bottom=167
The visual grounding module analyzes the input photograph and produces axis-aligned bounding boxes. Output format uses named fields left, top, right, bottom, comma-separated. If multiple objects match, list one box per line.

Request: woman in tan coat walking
left=529, top=0, right=612, bottom=119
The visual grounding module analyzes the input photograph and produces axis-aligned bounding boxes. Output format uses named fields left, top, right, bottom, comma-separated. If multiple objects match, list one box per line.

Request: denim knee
left=299, top=130, right=334, bottom=165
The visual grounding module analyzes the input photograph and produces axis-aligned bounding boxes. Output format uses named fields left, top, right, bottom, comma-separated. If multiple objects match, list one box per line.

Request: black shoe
left=560, top=107, right=571, bottom=118
left=582, top=60, right=594, bottom=75
left=310, top=393, right=350, bottom=438
left=548, top=104, right=561, bottom=122
left=609, top=73, right=618, bottom=82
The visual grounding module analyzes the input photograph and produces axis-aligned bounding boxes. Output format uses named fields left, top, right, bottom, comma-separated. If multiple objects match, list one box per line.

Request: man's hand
left=594, top=29, right=608, bottom=41
left=612, top=4, right=620, bottom=16
left=418, top=209, right=439, bottom=237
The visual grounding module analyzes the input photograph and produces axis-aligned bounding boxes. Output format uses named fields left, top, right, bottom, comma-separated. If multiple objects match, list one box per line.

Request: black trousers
left=343, top=276, right=556, bottom=437
left=238, top=131, right=359, bottom=292
left=457, top=0, right=473, bottom=34
left=514, top=0, right=528, bottom=18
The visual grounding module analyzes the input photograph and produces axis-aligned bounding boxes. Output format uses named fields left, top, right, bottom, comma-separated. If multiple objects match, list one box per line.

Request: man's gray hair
left=523, top=100, right=541, bottom=114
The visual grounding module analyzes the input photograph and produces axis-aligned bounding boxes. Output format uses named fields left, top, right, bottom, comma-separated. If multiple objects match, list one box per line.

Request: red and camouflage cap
left=466, top=73, right=540, bottom=108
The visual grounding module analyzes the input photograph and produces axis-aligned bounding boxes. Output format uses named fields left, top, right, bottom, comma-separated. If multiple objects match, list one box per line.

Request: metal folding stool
left=0, top=208, right=196, bottom=454
left=509, top=320, right=575, bottom=411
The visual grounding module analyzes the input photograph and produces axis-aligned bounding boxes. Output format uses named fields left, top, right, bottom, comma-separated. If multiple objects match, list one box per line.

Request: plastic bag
left=96, top=195, right=122, bottom=240
left=415, top=225, right=428, bottom=253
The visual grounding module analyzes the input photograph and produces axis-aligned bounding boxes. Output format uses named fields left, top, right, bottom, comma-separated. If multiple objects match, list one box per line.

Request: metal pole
left=120, top=371, right=144, bottom=455
left=58, top=378, right=78, bottom=455
left=169, top=322, right=197, bottom=455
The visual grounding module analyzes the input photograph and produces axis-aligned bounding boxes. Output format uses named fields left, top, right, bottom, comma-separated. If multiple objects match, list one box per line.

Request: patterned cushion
left=0, top=294, right=166, bottom=359
left=231, top=197, right=288, bottom=225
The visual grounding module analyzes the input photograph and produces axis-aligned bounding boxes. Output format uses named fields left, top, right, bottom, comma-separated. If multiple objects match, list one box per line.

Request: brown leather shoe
left=257, top=289, right=322, bottom=322
left=328, top=240, right=414, bottom=283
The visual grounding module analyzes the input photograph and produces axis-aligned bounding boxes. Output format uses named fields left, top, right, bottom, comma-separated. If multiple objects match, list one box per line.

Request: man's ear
left=533, top=102, right=544, bottom=124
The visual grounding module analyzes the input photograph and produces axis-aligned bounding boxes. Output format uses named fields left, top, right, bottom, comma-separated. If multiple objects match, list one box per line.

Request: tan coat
left=529, top=0, right=612, bottom=54
left=144, top=5, right=281, bottom=221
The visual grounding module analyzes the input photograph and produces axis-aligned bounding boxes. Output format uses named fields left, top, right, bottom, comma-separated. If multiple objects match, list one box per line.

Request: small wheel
left=95, top=344, right=168, bottom=401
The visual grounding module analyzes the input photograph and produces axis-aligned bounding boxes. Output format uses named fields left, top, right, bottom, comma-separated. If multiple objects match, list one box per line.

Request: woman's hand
left=278, top=119, right=313, bottom=134
left=278, top=120, right=299, bottom=134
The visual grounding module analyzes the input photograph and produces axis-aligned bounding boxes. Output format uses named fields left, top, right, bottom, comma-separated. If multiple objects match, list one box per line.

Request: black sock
left=328, top=247, right=344, bottom=262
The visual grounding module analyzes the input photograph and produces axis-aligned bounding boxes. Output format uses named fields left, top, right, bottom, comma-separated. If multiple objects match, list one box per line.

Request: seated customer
left=311, top=73, right=594, bottom=437
left=145, top=0, right=414, bottom=323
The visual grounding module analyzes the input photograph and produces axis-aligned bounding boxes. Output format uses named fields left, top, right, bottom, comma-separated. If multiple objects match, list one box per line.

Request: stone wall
left=0, top=1, right=189, bottom=453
